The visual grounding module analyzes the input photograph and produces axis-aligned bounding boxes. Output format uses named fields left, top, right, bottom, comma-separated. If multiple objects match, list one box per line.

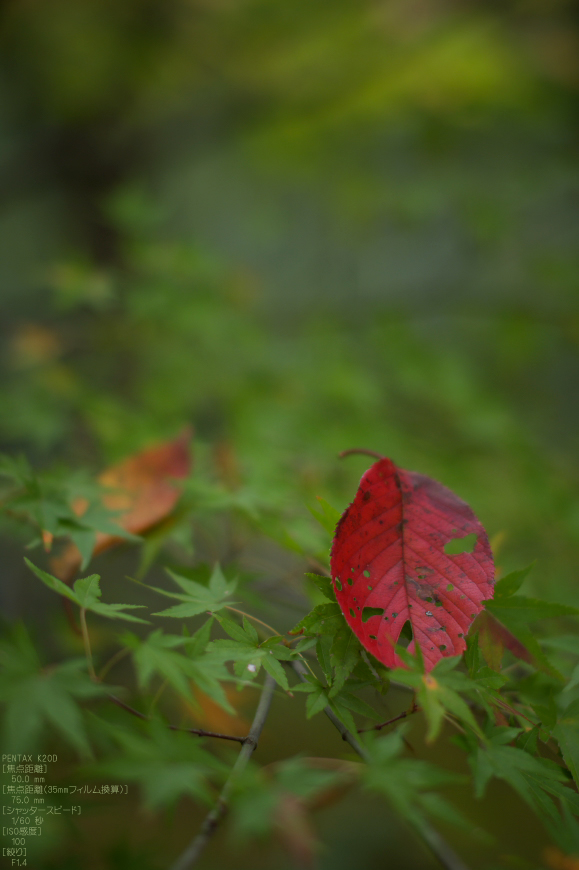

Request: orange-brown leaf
left=471, top=609, right=534, bottom=669
left=50, top=429, right=192, bottom=581
left=183, top=685, right=249, bottom=738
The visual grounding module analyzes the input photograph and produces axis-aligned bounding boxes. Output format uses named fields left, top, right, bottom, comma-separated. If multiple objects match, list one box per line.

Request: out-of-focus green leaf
left=90, top=717, right=221, bottom=810
left=308, top=497, right=341, bottom=535
left=552, top=699, right=579, bottom=790
left=0, top=625, right=105, bottom=756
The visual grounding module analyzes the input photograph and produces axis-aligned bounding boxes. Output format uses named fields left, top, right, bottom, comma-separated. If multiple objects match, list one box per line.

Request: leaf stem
left=79, top=608, right=96, bottom=681
left=169, top=674, right=277, bottom=870
left=98, top=646, right=131, bottom=681
left=224, top=606, right=279, bottom=636
left=338, top=448, right=385, bottom=461
left=291, top=662, right=472, bottom=870
left=148, top=678, right=169, bottom=714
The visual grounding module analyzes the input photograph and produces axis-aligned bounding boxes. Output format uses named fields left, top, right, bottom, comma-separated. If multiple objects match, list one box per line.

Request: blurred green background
left=0, top=0, right=578, bottom=867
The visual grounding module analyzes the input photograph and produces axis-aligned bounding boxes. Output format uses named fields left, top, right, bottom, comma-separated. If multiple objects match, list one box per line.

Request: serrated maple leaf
left=330, top=456, right=495, bottom=672
left=49, top=429, right=191, bottom=580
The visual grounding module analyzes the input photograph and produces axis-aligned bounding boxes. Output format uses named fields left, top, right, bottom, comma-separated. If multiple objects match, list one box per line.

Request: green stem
left=79, top=608, right=96, bottom=681
left=169, top=674, right=277, bottom=870
left=98, top=646, right=131, bottom=681
left=148, top=678, right=168, bottom=714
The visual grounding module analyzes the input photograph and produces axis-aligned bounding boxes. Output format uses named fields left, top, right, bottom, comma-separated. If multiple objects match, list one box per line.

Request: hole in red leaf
left=363, top=570, right=371, bottom=578
left=362, top=606, right=385, bottom=623
left=347, top=577, right=353, bottom=586
left=398, top=620, right=413, bottom=649
left=439, top=644, right=447, bottom=651
left=444, top=533, right=477, bottom=555
left=349, top=608, right=356, bottom=618
left=369, top=634, right=377, bottom=640
left=335, top=577, right=342, bottom=591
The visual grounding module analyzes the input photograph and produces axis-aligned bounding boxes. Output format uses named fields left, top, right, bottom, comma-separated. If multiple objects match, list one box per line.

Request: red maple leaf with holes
left=330, top=456, right=495, bottom=672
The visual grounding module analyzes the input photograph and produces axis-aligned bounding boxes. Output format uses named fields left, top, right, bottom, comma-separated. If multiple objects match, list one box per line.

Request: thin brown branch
left=107, top=694, right=246, bottom=744
left=169, top=674, right=277, bottom=870
left=358, top=702, right=420, bottom=733
left=338, top=448, right=385, bottom=461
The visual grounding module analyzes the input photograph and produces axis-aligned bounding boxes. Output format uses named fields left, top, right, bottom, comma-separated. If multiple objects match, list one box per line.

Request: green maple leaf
left=206, top=614, right=293, bottom=690
left=469, top=724, right=579, bottom=843
left=391, top=654, right=483, bottom=742
left=153, top=563, right=238, bottom=618
left=290, top=603, right=344, bottom=636
left=364, top=728, right=469, bottom=830
left=25, top=559, right=148, bottom=622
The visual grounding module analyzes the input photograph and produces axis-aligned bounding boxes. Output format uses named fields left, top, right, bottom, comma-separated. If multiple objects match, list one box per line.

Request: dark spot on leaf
left=398, top=620, right=413, bottom=649
left=458, top=633, right=463, bottom=638
left=363, top=491, right=371, bottom=501
left=444, top=533, right=477, bottom=555
left=362, top=607, right=385, bottom=622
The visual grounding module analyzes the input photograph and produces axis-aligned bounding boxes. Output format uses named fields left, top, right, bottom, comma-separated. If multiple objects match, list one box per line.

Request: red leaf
left=330, top=457, right=495, bottom=672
